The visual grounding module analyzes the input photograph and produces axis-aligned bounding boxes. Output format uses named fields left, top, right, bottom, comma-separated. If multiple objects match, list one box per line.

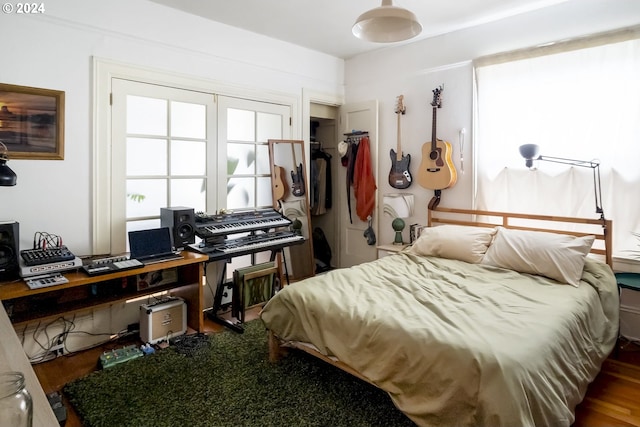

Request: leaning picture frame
left=0, top=83, right=65, bottom=160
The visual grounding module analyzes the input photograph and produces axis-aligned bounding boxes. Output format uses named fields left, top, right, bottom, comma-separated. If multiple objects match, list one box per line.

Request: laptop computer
left=128, top=227, right=183, bottom=265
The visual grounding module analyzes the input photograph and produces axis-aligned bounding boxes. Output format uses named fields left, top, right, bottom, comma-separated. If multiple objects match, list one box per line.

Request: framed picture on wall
left=0, top=83, right=65, bottom=160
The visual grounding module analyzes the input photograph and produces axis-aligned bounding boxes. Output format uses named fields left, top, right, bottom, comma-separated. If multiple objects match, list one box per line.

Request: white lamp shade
left=383, top=193, right=414, bottom=218
left=352, top=0, right=422, bottom=43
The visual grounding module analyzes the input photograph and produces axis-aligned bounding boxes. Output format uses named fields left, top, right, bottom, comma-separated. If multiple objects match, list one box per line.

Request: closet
left=309, top=103, right=339, bottom=273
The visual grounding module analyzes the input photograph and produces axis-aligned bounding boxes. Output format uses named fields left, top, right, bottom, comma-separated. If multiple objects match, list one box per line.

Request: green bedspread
left=260, top=253, right=619, bottom=427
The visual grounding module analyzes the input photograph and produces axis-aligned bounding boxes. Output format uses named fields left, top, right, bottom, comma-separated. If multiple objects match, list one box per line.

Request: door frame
left=303, top=89, right=345, bottom=265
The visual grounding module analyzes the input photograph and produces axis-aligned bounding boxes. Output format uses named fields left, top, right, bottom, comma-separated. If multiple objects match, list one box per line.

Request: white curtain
left=474, top=32, right=640, bottom=256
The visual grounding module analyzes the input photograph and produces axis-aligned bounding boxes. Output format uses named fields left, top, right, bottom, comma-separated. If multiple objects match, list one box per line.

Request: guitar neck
left=396, top=112, right=402, bottom=161
left=431, top=106, right=437, bottom=150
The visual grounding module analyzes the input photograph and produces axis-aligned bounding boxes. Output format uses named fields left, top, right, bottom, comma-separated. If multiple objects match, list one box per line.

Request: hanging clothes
left=311, top=146, right=332, bottom=215
left=346, top=141, right=359, bottom=224
left=353, top=135, right=377, bottom=222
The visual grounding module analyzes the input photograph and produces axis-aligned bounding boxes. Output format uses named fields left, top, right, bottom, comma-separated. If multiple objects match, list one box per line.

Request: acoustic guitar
left=417, top=86, right=457, bottom=191
left=388, top=95, right=412, bottom=189
left=273, top=165, right=288, bottom=201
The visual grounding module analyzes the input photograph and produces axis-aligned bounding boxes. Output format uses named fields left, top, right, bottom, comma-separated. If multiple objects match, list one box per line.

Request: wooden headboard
left=428, top=207, right=613, bottom=267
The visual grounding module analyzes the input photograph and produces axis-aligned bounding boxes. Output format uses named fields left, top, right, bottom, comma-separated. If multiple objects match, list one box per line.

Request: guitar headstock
left=431, top=85, right=443, bottom=108
left=395, top=95, right=406, bottom=115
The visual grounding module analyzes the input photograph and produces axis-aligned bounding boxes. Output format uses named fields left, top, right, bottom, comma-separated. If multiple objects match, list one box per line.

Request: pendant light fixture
left=352, top=0, right=422, bottom=43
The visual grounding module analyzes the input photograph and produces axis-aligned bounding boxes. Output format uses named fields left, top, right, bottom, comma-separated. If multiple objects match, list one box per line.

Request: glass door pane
left=111, top=79, right=215, bottom=253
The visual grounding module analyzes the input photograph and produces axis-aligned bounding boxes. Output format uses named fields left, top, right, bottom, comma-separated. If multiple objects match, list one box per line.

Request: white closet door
left=338, top=100, right=379, bottom=268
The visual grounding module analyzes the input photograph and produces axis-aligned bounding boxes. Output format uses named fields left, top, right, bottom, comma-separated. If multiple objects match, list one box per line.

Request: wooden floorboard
left=32, top=316, right=640, bottom=427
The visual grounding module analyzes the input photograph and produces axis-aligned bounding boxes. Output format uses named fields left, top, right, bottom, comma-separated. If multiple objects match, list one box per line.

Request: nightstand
left=376, top=243, right=409, bottom=259
left=616, top=272, right=640, bottom=342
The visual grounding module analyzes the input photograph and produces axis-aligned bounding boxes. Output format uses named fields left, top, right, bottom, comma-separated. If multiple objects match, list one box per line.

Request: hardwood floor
left=574, top=340, right=640, bottom=427
left=32, top=316, right=640, bottom=427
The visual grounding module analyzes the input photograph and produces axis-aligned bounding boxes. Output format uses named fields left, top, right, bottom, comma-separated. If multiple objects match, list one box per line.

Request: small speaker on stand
left=160, top=207, right=196, bottom=250
left=0, top=221, right=19, bottom=281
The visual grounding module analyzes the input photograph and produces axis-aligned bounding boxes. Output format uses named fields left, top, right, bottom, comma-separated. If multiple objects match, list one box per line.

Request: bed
left=260, top=208, right=619, bottom=427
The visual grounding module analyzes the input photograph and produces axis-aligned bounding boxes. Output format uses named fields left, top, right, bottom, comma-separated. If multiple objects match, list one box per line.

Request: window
left=474, top=29, right=640, bottom=256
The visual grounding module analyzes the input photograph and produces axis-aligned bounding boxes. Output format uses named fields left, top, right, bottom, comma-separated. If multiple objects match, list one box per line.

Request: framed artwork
left=0, top=83, right=65, bottom=159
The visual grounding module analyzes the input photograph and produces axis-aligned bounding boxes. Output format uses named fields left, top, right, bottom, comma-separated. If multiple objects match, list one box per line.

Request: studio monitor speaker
left=160, top=207, right=196, bottom=250
left=0, top=221, right=19, bottom=281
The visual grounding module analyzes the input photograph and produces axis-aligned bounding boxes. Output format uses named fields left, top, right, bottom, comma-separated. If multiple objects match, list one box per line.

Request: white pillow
left=409, top=225, right=497, bottom=264
left=481, top=226, right=595, bottom=287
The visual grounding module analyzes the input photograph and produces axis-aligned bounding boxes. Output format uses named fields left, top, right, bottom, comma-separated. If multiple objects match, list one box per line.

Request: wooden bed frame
left=267, top=207, right=613, bottom=385
left=427, top=207, right=612, bottom=267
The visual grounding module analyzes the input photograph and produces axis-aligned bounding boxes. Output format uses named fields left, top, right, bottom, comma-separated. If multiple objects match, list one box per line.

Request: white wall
left=345, top=0, right=640, bottom=244
left=0, top=0, right=344, bottom=255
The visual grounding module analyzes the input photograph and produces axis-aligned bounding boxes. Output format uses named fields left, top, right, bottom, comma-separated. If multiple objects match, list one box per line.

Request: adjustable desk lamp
left=0, top=141, right=17, bottom=186
left=519, top=144, right=604, bottom=221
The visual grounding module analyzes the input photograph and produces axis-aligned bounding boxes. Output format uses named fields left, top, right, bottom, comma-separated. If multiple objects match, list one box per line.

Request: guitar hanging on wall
left=388, top=95, right=412, bottom=189
left=273, top=165, right=289, bottom=201
left=417, top=85, right=457, bottom=208
left=291, top=164, right=305, bottom=197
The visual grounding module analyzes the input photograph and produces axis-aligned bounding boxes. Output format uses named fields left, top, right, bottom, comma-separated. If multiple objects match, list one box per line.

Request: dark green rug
left=64, top=320, right=415, bottom=427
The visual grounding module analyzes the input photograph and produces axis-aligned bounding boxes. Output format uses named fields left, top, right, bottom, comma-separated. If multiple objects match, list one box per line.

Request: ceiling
left=149, top=0, right=570, bottom=59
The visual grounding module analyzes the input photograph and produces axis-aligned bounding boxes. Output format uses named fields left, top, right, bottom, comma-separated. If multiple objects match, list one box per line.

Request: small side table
left=376, top=243, right=409, bottom=259
left=615, top=272, right=640, bottom=343
left=616, top=273, right=640, bottom=292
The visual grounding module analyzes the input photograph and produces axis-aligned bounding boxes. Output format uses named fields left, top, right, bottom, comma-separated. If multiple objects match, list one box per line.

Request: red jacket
left=353, top=136, right=377, bottom=222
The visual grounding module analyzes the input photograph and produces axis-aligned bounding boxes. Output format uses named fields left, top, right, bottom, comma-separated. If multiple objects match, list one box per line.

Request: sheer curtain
left=474, top=30, right=640, bottom=257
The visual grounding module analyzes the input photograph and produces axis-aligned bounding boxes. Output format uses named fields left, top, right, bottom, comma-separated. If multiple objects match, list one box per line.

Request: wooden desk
left=0, top=251, right=208, bottom=331
left=0, top=251, right=208, bottom=427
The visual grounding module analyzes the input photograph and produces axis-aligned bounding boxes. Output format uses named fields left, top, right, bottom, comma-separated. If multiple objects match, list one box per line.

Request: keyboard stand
left=205, top=247, right=289, bottom=334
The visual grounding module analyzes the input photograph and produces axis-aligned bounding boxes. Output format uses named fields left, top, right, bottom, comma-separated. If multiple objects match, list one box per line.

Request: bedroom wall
left=0, top=0, right=344, bottom=255
left=344, top=0, right=640, bottom=245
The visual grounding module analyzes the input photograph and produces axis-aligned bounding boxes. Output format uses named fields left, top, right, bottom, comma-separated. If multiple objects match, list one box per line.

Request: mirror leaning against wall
left=268, top=139, right=315, bottom=281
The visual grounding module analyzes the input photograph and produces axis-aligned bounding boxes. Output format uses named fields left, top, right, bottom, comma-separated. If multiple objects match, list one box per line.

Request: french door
left=111, top=81, right=290, bottom=254
left=111, top=79, right=216, bottom=253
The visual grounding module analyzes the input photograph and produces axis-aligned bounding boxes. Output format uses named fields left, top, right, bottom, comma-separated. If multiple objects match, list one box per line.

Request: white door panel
left=338, top=100, right=379, bottom=268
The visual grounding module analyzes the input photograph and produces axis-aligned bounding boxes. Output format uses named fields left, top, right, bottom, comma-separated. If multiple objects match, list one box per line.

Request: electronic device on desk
left=189, top=230, right=304, bottom=261
left=82, top=255, right=144, bottom=276
left=19, top=256, right=83, bottom=278
left=19, top=231, right=83, bottom=277
left=128, top=227, right=183, bottom=265
left=25, top=273, right=69, bottom=290
left=194, top=208, right=292, bottom=242
left=20, top=245, right=75, bottom=266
